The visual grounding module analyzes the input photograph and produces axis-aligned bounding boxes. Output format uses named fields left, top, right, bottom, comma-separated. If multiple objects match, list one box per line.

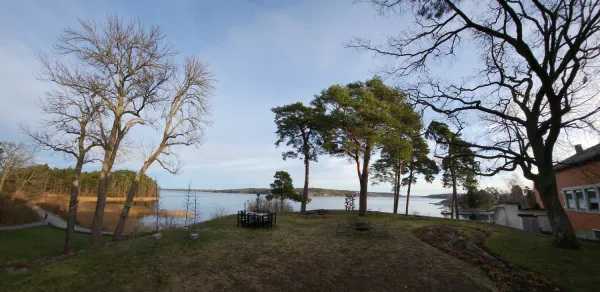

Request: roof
left=493, top=201, right=523, bottom=206
left=554, top=143, right=600, bottom=172
left=517, top=214, right=537, bottom=217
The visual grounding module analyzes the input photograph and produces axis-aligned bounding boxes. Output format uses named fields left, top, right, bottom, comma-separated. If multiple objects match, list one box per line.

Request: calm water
left=148, top=190, right=452, bottom=223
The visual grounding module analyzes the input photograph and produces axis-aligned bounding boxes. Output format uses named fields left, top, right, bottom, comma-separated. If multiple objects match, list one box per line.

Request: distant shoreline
left=161, top=188, right=453, bottom=198
left=162, top=188, right=396, bottom=197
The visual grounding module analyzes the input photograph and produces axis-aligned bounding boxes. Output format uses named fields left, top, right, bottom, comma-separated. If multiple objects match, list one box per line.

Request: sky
left=2, top=0, right=588, bottom=194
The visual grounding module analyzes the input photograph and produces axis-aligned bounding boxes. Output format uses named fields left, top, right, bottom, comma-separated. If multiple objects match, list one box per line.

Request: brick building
left=535, top=143, right=600, bottom=240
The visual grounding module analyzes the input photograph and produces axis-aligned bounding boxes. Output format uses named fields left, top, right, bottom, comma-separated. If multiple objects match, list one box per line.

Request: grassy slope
left=0, top=212, right=598, bottom=292
left=486, top=230, right=600, bottom=291
left=0, top=226, right=90, bottom=263
left=1, top=213, right=494, bottom=292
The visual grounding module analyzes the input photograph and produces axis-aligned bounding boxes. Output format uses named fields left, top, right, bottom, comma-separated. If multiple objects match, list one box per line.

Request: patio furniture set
left=336, top=219, right=388, bottom=237
left=237, top=210, right=276, bottom=229
left=236, top=208, right=388, bottom=238
left=303, top=209, right=329, bottom=217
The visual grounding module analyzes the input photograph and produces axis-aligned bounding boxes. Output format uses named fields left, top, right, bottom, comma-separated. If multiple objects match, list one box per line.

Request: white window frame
left=562, top=183, right=600, bottom=213
left=574, top=189, right=588, bottom=210
left=563, top=190, right=576, bottom=210
left=585, top=188, right=600, bottom=212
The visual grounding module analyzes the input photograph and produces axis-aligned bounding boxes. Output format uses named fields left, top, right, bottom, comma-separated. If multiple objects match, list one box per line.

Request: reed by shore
left=35, top=194, right=157, bottom=203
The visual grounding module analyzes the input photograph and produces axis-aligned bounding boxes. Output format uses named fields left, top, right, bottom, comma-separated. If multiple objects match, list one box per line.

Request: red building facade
left=535, top=144, right=600, bottom=240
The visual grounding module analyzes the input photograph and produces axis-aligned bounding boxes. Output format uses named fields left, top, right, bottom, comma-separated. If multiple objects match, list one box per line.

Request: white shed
left=491, top=203, right=552, bottom=233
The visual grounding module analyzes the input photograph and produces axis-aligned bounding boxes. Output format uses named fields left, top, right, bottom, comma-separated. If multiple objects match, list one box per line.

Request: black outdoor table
left=237, top=211, right=276, bottom=229
left=248, top=212, right=268, bottom=216
left=355, top=221, right=371, bottom=235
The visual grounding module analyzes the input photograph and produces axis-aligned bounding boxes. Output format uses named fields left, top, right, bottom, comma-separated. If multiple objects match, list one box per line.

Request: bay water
left=147, top=190, right=451, bottom=224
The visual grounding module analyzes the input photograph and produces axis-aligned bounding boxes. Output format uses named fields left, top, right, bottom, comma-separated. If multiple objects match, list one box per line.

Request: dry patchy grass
left=5, top=211, right=599, bottom=292
left=1, top=212, right=497, bottom=292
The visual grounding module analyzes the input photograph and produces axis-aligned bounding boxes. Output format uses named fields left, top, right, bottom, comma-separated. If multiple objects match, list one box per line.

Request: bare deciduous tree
left=12, top=164, right=51, bottom=195
left=351, top=0, right=600, bottom=248
left=0, top=142, right=34, bottom=194
left=23, top=82, right=100, bottom=253
left=183, top=182, right=193, bottom=230
left=46, top=16, right=175, bottom=246
left=112, top=56, right=213, bottom=240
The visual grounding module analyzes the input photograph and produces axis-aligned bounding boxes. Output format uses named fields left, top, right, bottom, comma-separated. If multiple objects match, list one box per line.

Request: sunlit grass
left=487, top=230, right=600, bottom=292
left=0, top=212, right=598, bottom=292
left=0, top=226, right=89, bottom=264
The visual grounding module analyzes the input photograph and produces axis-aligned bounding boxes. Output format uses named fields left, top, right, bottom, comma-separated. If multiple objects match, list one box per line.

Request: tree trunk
left=405, top=161, right=414, bottom=216
left=451, top=175, right=458, bottom=219
left=301, top=156, right=310, bottom=214
left=113, top=173, right=141, bottom=240
left=358, top=148, right=371, bottom=217
left=64, top=159, right=83, bottom=254
left=393, top=162, right=402, bottom=214
left=535, top=171, right=580, bottom=249
left=392, top=168, right=399, bottom=214
left=0, top=170, right=9, bottom=194
left=91, top=156, right=110, bottom=246
left=91, top=131, right=119, bottom=246
left=358, top=176, right=368, bottom=216
left=114, top=158, right=154, bottom=240
left=448, top=144, right=459, bottom=220
left=392, top=173, right=398, bottom=213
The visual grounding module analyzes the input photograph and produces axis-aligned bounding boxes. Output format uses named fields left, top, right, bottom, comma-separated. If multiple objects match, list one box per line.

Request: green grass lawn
left=486, top=229, right=600, bottom=291
left=0, top=226, right=91, bottom=264
left=0, top=211, right=599, bottom=292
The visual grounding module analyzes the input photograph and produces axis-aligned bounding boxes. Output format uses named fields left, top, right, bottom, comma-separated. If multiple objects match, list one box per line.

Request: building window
left=595, top=229, right=600, bottom=240
left=587, top=189, right=599, bottom=211
left=564, top=190, right=576, bottom=209
left=562, top=185, right=600, bottom=212
left=575, top=189, right=587, bottom=210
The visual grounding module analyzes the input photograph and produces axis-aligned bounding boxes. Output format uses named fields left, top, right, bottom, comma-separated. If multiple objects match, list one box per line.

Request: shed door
left=522, top=217, right=539, bottom=232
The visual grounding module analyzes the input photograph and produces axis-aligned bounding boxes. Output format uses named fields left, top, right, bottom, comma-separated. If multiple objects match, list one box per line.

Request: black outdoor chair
left=239, top=211, right=255, bottom=229
left=264, top=212, right=276, bottom=228
left=237, top=211, right=246, bottom=227
left=372, top=221, right=389, bottom=237
left=335, top=220, right=351, bottom=236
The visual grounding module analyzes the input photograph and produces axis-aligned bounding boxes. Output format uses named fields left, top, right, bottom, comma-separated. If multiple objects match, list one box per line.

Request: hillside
left=162, top=187, right=396, bottom=197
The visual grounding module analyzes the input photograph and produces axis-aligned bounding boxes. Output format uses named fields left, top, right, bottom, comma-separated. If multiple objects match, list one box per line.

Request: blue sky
left=0, top=0, right=544, bottom=194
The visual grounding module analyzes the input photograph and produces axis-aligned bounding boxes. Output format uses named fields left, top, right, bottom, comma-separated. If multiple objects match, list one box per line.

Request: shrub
left=246, top=199, right=294, bottom=213
left=0, top=195, right=41, bottom=225
left=210, top=205, right=228, bottom=219
left=35, top=202, right=68, bottom=219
